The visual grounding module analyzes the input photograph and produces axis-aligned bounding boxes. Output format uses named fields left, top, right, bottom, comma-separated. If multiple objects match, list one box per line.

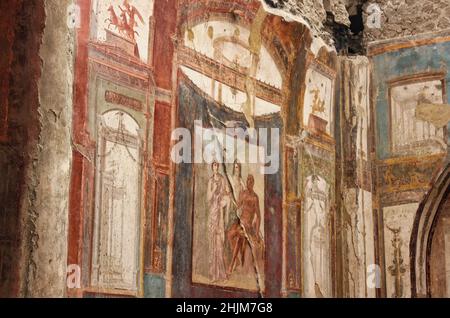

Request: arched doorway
left=410, top=163, right=450, bottom=297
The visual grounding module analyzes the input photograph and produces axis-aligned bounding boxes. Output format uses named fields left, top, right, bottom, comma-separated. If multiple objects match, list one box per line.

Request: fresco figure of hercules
left=227, top=174, right=263, bottom=275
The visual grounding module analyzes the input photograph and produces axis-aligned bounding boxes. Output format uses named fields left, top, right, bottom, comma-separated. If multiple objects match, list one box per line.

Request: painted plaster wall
left=372, top=42, right=450, bottom=160
left=372, top=40, right=450, bottom=297
left=172, top=80, right=283, bottom=297
left=5, top=0, right=450, bottom=299
left=383, top=203, right=418, bottom=298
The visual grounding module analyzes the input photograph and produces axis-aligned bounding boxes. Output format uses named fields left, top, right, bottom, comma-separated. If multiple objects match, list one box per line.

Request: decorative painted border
left=367, top=29, right=450, bottom=57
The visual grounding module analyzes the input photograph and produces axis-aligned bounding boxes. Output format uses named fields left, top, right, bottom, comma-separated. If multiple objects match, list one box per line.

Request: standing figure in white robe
left=207, top=161, right=231, bottom=282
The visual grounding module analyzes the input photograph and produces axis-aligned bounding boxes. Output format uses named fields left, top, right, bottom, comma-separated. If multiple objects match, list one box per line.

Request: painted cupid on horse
left=105, top=0, right=145, bottom=42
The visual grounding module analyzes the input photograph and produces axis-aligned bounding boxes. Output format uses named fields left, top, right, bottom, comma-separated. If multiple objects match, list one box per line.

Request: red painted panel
left=153, top=102, right=172, bottom=167
left=0, top=0, right=20, bottom=141
left=67, top=0, right=92, bottom=291
left=152, top=0, right=177, bottom=90
left=72, top=0, right=92, bottom=145
left=68, top=151, right=83, bottom=266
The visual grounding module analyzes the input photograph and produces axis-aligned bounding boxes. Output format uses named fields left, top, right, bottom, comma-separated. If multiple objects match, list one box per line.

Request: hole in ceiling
left=349, top=5, right=364, bottom=35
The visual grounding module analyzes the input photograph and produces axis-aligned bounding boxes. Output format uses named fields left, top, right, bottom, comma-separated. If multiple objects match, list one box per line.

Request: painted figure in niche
left=303, top=69, right=333, bottom=135
left=311, top=87, right=326, bottom=114
left=207, top=161, right=231, bottom=282
left=227, top=175, right=264, bottom=275
left=304, top=175, right=331, bottom=297
left=193, top=127, right=266, bottom=290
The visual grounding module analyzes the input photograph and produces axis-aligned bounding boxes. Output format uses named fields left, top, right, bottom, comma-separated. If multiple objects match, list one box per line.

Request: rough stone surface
left=363, top=0, right=450, bottom=42
left=262, top=0, right=364, bottom=46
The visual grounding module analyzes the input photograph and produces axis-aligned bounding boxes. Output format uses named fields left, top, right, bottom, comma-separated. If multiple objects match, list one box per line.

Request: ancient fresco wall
left=382, top=203, right=418, bottom=298
left=173, top=80, right=283, bottom=297
left=19, top=0, right=450, bottom=299
left=91, top=0, right=153, bottom=61
left=371, top=35, right=450, bottom=297
left=67, top=0, right=156, bottom=298
left=284, top=35, right=339, bottom=297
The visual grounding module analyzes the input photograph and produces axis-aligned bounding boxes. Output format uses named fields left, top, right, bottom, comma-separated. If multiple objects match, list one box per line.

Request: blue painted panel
left=372, top=41, right=450, bottom=159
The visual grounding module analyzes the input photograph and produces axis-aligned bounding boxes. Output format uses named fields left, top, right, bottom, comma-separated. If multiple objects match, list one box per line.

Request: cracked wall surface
left=261, top=0, right=365, bottom=46
left=337, top=56, right=376, bottom=298
left=19, top=0, right=74, bottom=297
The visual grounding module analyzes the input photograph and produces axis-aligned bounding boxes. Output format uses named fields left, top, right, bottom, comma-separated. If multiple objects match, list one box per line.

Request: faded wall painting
left=5, top=0, right=450, bottom=301
left=79, top=0, right=155, bottom=296
left=91, top=0, right=154, bottom=61
left=390, top=79, right=446, bottom=156
left=352, top=58, right=370, bottom=161
left=179, top=20, right=283, bottom=117
left=172, top=75, right=283, bottom=297
left=344, top=189, right=375, bottom=298
left=383, top=203, right=418, bottom=298
left=192, top=126, right=265, bottom=292
left=91, top=110, right=142, bottom=291
left=302, top=175, right=332, bottom=297
left=303, top=68, right=334, bottom=136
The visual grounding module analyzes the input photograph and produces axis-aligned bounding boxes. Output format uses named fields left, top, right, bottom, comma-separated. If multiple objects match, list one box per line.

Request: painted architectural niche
left=91, top=110, right=142, bottom=291
left=389, top=74, right=447, bottom=156
left=303, top=66, right=334, bottom=136
left=87, top=0, right=155, bottom=293
left=180, top=20, right=283, bottom=117
left=302, top=175, right=332, bottom=297
left=383, top=203, right=418, bottom=298
left=192, top=128, right=266, bottom=292
left=299, top=59, right=336, bottom=298
left=179, top=17, right=284, bottom=293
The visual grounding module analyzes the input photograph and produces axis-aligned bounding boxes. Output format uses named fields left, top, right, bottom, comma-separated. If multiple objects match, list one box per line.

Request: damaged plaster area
left=20, top=0, right=74, bottom=297
left=261, top=0, right=367, bottom=53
